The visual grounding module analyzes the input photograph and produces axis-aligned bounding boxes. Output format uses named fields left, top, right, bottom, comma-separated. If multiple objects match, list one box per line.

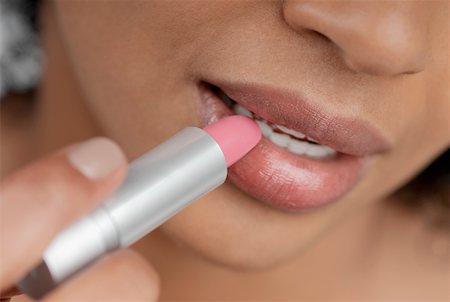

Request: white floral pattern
left=0, top=0, right=41, bottom=98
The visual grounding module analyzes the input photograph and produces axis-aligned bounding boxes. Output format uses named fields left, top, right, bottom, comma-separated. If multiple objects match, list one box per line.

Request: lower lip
left=197, top=84, right=368, bottom=212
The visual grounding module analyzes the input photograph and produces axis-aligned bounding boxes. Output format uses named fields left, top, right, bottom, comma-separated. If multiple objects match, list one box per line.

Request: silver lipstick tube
left=18, top=127, right=227, bottom=299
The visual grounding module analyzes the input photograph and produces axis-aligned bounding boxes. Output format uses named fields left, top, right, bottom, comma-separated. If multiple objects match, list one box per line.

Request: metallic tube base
left=16, top=127, right=227, bottom=299
left=17, top=261, right=56, bottom=300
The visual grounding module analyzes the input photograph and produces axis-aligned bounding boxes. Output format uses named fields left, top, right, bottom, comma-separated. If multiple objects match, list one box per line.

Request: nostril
left=309, top=30, right=331, bottom=43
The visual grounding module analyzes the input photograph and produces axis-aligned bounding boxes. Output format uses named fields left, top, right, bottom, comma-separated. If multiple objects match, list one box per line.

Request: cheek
left=53, top=1, right=201, bottom=159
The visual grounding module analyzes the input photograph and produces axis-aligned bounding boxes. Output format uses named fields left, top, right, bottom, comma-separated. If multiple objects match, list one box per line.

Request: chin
left=161, top=224, right=296, bottom=271
left=156, top=185, right=327, bottom=271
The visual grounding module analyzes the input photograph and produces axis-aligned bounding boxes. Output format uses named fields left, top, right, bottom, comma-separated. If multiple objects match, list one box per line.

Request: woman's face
left=50, top=1, right=449, bottom=268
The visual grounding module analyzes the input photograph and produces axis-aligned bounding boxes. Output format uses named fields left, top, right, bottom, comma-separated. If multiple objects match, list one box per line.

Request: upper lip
left=206, top=81, right=392, bottom=156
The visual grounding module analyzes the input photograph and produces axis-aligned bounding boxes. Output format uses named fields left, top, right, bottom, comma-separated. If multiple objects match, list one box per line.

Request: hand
left=0, top=138, right=160, bottom=301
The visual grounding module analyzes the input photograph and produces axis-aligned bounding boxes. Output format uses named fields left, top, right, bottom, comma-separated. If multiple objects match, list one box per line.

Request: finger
left=43, top=249, right=160, bottom=302
left=0, top=137, right=127, bottom=289
left=0, top=286, right=21, bottom=300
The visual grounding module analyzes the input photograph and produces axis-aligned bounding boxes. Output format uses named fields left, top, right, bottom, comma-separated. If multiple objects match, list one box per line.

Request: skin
left=1, top=0, right=449, bottom=300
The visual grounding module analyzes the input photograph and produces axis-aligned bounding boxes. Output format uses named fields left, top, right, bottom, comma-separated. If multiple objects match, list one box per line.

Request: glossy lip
left=196, top=82, right=389, bottom=212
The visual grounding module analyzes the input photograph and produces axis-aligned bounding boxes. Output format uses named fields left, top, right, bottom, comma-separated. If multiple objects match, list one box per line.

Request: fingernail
left=68, top=137, right=125, bottom=180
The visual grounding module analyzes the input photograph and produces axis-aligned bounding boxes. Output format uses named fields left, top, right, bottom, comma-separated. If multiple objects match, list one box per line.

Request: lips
left=196, top=81, right=390, bottom=212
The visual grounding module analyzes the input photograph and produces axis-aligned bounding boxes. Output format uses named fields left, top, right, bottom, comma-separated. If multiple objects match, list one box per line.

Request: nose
left=282, top=1, right=429, bottom=76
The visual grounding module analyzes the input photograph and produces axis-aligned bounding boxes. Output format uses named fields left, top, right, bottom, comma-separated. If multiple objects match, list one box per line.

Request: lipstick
left=17, top=115, right=261, bottom=299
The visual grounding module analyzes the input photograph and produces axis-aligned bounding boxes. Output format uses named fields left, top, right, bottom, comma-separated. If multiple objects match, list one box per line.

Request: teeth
left=304, top=143, right=336, bottom=158
left=287, top=139, right=335, bottom=158
left=233, top=103, right=252, bottom=118
left=287, top=139, right=309, bottom=154
left=256, top=120, right=273, bottom=137
left=269, top=132, right=290, bottom=148
left=307, top=137, right=319, bottom=144
left=232, top=103, right=336, bottom=159
left=275, top=125, right=306, bottom=139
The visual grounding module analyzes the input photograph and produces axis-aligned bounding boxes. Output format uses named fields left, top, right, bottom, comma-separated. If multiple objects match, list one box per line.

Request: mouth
left=196, top=81, right=390, bottom=212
